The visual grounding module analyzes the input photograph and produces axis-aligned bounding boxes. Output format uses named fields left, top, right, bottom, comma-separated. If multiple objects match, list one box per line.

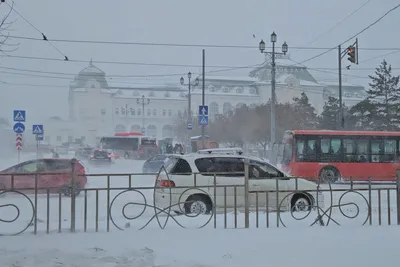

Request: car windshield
left=164, top=157, right=178, bottom=172
left=93, top=150, right=109, bottom=157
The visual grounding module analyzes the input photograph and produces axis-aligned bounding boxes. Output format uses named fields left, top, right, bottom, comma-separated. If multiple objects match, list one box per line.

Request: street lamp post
left=259, top=32, right=288, bottom=157
left=136, top=95, right=150, bottom=135
left=180, top=72, right=199, bottom=153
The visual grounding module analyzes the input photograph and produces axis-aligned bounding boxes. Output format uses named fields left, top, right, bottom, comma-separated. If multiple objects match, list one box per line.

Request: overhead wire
left=292, top=0, right=373, bottom=53
left=5, top=0, right=70, bottom=61
left=289, top=3, right=400, bottom=66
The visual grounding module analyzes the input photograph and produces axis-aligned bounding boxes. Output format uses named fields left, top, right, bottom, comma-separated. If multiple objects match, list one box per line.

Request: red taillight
left=111, top=154, right=115, bottom=158
left=159, top=180, right=175, bottom=187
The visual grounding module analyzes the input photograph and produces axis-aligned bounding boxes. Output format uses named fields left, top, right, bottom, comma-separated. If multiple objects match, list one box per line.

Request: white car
left=154, top=153, right=324, bottom=214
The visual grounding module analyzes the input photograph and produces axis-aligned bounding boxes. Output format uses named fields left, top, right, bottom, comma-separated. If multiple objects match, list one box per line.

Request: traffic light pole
left=338, top=38, right=358, bottom=129
left=338, top=45, right=343, bottom=129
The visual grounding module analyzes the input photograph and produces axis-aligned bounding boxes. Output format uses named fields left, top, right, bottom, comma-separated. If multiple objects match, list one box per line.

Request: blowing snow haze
left=0, top=0, right=399, bottom=143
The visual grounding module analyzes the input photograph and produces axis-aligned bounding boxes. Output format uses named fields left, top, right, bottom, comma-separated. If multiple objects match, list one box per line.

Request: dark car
left=88, top=149, right=115, bottom=165
left=142, top=154, right=172, bottom=173
left=75, top=147, right=93, bottom=160
left=0, top=158, right=87, bottom=196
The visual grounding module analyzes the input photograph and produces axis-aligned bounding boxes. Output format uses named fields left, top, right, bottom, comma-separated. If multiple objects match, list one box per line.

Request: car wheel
left=319, top=167, right=340, bottom=183
left=184, top=195, right=212, bottom=215
left=60, top=183, right=81, bottom=197
left=291, top=194, right=311, bottom=212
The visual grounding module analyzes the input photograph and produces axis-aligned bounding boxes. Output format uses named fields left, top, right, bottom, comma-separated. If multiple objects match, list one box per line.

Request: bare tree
left=0, top=1, right=18, bottom=54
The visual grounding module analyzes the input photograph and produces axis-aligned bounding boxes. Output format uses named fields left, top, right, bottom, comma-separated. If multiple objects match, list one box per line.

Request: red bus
left=281, top=130, right=400, bottom=182
left=100, top=132, right=159, bottom=159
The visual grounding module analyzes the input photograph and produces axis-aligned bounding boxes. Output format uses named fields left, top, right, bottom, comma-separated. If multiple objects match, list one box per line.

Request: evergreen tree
left=318, top=97, right=350, bottom=130
left=366, top=60, right=400, bottom=130
left=292, top=92, right=318, bottom=129
left=347, top=99, right=378, bottom=130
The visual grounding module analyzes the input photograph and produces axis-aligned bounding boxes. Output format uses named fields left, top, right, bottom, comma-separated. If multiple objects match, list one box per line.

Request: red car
left=0, top=158, right=87, bottom=196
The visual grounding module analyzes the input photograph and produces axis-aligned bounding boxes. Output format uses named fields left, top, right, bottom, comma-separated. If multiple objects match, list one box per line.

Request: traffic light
left=347, top=46, right=356, bottom=63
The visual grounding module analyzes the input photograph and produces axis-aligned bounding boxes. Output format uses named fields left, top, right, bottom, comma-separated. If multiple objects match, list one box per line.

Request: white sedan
left=154, top=153, right=324, bottom=214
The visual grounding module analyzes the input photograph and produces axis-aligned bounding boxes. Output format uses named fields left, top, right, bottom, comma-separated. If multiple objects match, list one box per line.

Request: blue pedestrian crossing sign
left=198, top=105, right=209, bottom=126
left=13, top=110, right=26, bottom=122
left=32, top=124, right=44, bottom=135
left=13, top=122, right=25, bottom=134
left=199, top=116, right=209, bottom=126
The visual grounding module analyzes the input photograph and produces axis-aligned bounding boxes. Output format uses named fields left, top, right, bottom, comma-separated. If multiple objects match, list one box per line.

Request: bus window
left=295, top=139, right=305, bottom=161
left=371, top=140, right=382, bottom=162
left=356, top=139, right=368, bottom=162
left=320, top=138, right=341, bottom=162
left=384, top=140, right=396, bottom=162
left=343, top=139, right=356, bottom=162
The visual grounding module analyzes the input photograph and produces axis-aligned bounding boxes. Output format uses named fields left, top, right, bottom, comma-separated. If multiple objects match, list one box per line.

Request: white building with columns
left=45, top=56, right=366, bottom=146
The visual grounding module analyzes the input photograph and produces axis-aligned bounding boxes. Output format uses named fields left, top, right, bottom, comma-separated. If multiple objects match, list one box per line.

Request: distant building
left=45, top=56, right=365, bottom=145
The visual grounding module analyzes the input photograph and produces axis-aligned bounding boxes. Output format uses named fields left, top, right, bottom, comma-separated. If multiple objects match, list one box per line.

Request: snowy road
left=0, top=153, right=398, bottom=235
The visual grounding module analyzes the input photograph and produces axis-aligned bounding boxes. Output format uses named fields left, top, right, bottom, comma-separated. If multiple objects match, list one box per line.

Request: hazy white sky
left=0, top=0, right=398, bottom=123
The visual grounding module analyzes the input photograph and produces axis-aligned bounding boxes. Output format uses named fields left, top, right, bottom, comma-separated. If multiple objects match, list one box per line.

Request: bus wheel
left=319, top=167, right=340, bottom=183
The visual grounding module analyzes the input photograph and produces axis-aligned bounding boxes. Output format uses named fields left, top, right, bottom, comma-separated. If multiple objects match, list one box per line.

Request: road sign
left=13, top=122, right=25, bottom=134
left=198, top=105, right=209, bottom=126
left=13, top=110, right=26, bottom=122
left=187, top=122, right=193, bottom=130
left=16, top=134, right=23, bottom=150
left=199, top=105, right=208, bottom=116
left=32, top=124, right=44, bottom=134
left=36, top=133, right=44, bottom=141
left=199, top=116, right=209, bottom=126
left=141, top=127, right=145, bottom=134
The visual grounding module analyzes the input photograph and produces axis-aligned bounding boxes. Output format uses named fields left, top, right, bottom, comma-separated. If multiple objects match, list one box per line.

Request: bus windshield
left=100, top=137, right=139, bottom=151
left=282, top=132, right=293, bottom=166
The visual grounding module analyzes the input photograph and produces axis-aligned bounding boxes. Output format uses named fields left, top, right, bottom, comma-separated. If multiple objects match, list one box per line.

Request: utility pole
left=259, top=32, right=288, bottom=163
left=180, top=73, right=199, bottom=153
left=136, top=95, right=150, bottom=134
left=201, top=49, right=206, bottom=149
left=338, top=38, right=358, bottom=128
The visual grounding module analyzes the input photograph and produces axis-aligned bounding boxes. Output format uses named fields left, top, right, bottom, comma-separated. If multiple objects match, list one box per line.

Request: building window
left=210, top=102, right=219, bottom=117
left=153, top=109, right=157, bottom=116
left=137, top=109, right=141, bottom=116
left=168, top=109, right=172, bottom=116
left=148, top=91, right=155, bottom=97
left=236, top=87, right=244, bottom=93
left=163, top=109, right=166, bottom=116
left=56, top=136, right=62, bottom=142
left=208, top=85, right=216, bottom=92
left=130, top=108, right=135, bottom=116
left=164, top=91, right=171, bottom=97
left=223, top=103, right=232, bottom=114
left=147, top=109, right=151, bottom=116
left=101, top=109, right=106, bottom=115
left=120, top=107, right=126, bottom=116
left=115, top=108, right=119, bottom=115
left=222, top=86, right=229, bottom=93
left=249, top=88, right=256, bottom=94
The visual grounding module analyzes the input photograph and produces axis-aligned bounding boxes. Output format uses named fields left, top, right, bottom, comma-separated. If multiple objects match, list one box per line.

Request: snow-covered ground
left=1, top=226, right=399, bottom=267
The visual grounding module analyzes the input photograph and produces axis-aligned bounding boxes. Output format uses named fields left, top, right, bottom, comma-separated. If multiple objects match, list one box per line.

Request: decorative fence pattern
left=1, top=168, right=400, bottom=236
